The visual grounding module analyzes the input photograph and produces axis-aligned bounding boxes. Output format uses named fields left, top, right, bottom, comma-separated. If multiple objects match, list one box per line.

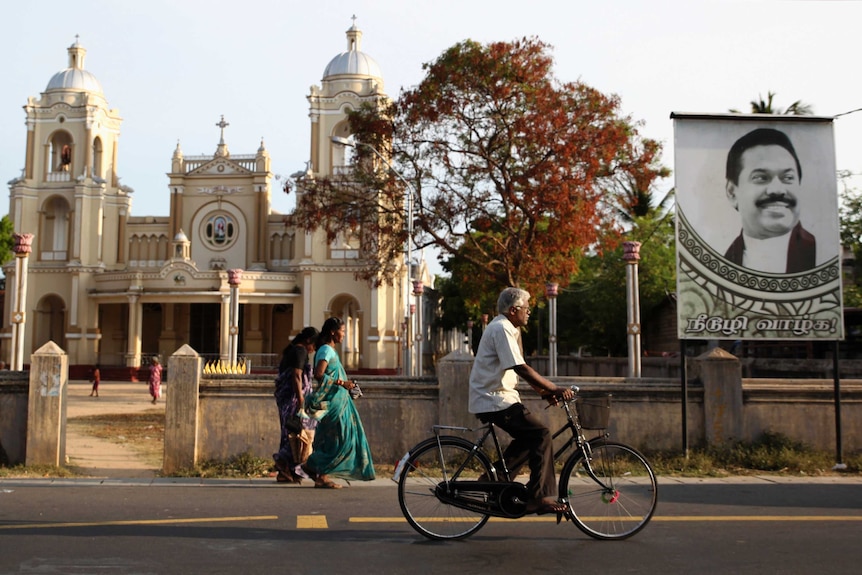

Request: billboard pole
left=832, top=341, right=846, bottom=469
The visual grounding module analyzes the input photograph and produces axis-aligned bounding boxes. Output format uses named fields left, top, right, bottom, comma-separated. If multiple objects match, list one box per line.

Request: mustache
left=755, top=193, right=796, bottom=209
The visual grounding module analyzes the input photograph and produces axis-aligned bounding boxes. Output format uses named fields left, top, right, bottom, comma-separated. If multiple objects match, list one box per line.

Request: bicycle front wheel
left=560, top=441, right=657, bottom=540
left=397, top=437, right=493, bottom=540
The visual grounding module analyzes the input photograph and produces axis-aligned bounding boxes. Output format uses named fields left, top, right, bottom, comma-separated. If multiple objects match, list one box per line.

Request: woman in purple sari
left=273, top=327, right=319, bottom=484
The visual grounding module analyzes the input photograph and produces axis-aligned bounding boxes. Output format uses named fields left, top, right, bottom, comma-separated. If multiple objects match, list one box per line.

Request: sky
left=3, top=0, right=862, bottom=274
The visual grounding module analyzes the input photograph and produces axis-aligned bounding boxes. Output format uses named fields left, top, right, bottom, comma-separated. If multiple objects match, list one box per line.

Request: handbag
left=285, top=412, right=303, bottom=434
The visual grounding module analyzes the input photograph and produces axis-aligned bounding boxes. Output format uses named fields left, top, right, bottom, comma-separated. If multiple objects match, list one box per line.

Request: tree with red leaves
left=291, top=37, right=667, bottom=299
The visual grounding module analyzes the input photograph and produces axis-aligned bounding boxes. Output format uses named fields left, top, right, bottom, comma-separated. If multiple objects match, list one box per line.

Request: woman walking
left=273, top=326, right=319, bottom=484
left=302, top=317, right=375, bottom=488
left=148, top=357, right=162, bottom=404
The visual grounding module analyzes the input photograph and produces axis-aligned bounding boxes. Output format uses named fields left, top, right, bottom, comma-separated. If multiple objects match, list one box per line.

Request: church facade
left=2, top=24, right=416, bottom=375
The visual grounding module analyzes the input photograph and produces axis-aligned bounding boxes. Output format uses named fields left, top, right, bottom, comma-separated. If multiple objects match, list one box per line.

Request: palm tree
left=730, top=91, right=813, bottom=115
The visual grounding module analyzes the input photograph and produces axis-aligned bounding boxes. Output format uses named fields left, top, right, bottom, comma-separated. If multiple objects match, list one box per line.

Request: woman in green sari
left=302, top=316, right=375, bottom=488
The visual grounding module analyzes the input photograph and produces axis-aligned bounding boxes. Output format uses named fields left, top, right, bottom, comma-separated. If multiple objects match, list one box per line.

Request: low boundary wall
left=1, top=345, right=860, bottom=470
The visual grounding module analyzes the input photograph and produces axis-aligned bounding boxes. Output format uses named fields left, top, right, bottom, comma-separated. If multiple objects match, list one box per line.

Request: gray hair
left=497, top=287, right=531, bottom=315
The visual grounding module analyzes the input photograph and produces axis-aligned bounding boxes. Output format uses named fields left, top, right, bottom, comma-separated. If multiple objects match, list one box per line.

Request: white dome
left=45, top=39, right=104, bottom=95
left=46, top=68, right=104, bottom=93
left=323, top=50, right=382, bottom=79
left=322, top=23, right=383, bottom=80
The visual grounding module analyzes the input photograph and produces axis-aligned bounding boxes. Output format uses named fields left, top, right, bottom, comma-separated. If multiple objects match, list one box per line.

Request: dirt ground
left=65, top=379, right=165, bottom=478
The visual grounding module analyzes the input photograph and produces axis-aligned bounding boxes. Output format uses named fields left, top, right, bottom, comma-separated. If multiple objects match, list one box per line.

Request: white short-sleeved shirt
left=468, top=314, right=525, bottom=414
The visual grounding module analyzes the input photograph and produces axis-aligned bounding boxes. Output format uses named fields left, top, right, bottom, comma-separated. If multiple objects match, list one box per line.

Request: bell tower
left=4, top=38, right=130, bottom=366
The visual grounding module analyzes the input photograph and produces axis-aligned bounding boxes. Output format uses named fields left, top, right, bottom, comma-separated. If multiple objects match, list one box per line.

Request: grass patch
left=644, top=431, right=862, bottom=477
left=0, top=464, right=78, bottom=479
left=172, top=451, right=275, bottom=479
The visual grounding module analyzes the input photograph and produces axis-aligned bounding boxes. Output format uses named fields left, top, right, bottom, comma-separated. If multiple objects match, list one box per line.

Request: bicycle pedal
left=556, top=510, right=572, bottom=525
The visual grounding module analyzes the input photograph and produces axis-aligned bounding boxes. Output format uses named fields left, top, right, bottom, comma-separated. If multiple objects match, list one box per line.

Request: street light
left=331, top=136, right=419, bottom=376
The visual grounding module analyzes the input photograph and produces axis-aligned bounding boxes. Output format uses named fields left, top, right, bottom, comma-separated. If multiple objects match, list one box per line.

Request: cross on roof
left=216, top=115, right=229, bottom=144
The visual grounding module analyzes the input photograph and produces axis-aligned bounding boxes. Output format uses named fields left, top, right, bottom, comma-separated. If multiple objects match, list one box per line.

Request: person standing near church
left=148, top=357, right=162, bottom=404
left=89, top=365, right=101, bottom=397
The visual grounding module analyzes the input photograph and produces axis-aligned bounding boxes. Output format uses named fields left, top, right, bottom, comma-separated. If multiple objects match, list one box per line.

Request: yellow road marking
left=654, top=516, right=862, bottom=522
left=4, top=514, right=858, bottom=532
left=350, top=515, right=862, bottom=523
left=297, top=515, right=328, bottom=529
left=0, top=515, right=278, bottom=530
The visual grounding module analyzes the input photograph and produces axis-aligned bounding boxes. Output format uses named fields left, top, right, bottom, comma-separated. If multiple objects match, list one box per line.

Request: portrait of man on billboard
left=723, top=127, right=815, bottom=273
left=672, top=114, right=842, bottom=341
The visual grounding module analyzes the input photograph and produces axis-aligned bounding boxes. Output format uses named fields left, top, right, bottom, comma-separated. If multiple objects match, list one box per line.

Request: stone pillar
left=545, top=282, right=559, bottom=377
left=227, top=269, right=242, bottom=365
left=25, top=341, right=68, bottom=466
left=163, top=344, right=201, bottom=474
left=125, top=292, right=142, bottom=367
left=413, top=280, right=424, bottom=377
left=696, top=346, right=743, bottom=445
left=10, top=233, right=34, bottom=371
left=623, top=241, right=642, bottom=378
left=437, top=350, right=475, bottom=427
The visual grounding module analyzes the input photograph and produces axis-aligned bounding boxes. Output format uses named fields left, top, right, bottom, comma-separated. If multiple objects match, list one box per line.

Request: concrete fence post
left=437, top=349, right=475, bottom=428
left=163, top=345, right=201, bottom=474
left=695, top=347, right=743, bottom=446
left=26, top=341, right=68, bottom=466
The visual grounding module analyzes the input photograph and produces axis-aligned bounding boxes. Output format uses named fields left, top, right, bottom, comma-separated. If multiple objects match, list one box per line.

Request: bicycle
left=393, top=386, right=657, bottom=541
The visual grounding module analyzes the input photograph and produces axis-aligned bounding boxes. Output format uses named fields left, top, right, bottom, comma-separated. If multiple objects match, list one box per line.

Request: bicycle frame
left=428, top=393, right=614, bottom=492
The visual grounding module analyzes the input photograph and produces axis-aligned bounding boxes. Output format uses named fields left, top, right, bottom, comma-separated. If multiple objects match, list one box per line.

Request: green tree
left=730, top=91, right=814, bottom=115
left=292, top=38, right=668, bottom=296
left=839, top=177, right=862, bottom=307
left=0, top=215, right=14, bottom=269
left=558, top=212, right=677, bottom=356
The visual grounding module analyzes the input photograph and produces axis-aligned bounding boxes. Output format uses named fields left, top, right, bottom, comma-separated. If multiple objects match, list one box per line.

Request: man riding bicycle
left=469, top=287, right=575, bottom=515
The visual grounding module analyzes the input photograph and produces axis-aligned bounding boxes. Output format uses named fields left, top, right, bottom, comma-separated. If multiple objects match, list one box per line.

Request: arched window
left=40, top=196, right=70, bottom=261
left=47, top=130, right=74, bottom=181
left=92, top=137, right=103, bottom=179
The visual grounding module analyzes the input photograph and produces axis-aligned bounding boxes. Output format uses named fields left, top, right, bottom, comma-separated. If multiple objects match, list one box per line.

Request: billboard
left=673, top=113, right=843, bottom=341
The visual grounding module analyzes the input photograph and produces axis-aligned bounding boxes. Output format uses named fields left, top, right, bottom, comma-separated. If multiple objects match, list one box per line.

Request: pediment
left=189, top=158, right=251, bottom=176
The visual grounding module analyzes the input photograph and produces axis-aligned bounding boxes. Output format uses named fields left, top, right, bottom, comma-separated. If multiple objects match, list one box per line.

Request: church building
left=2, top=23, right=418, bottom=376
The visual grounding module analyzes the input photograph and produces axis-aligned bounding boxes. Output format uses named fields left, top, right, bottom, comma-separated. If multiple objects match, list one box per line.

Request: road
left=1, top=477, right=861, bottom=575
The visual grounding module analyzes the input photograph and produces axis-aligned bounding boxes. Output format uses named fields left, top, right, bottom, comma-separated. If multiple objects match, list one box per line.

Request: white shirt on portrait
left=741, top=232, right=792, bottom=273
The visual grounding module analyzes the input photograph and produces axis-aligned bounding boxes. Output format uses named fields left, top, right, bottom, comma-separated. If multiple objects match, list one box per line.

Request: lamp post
left=331, top=136, right=418, bottom=376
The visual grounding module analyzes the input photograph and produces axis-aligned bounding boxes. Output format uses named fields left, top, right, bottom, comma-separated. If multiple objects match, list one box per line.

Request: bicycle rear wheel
left=397, top=437, right=492, bottom=540
left=560, top=441, right=657, bottom=540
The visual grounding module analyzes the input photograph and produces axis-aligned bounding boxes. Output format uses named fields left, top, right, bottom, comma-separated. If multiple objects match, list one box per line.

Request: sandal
left=314, top=480, right=343, bottom=489
left=526, top=499, right=567, bottom=515
left=274, top=458, right=303, bottom=485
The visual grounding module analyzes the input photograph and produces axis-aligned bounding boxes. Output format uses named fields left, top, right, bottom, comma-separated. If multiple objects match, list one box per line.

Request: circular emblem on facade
left=202, top=212, right=236, bottom=249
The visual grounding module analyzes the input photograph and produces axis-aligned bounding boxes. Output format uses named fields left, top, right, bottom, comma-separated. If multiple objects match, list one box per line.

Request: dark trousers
left=477, top=403, right=556, bottom=501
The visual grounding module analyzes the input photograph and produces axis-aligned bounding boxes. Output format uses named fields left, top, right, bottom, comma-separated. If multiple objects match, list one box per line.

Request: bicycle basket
left=575, top=394, right=611, bottom=429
